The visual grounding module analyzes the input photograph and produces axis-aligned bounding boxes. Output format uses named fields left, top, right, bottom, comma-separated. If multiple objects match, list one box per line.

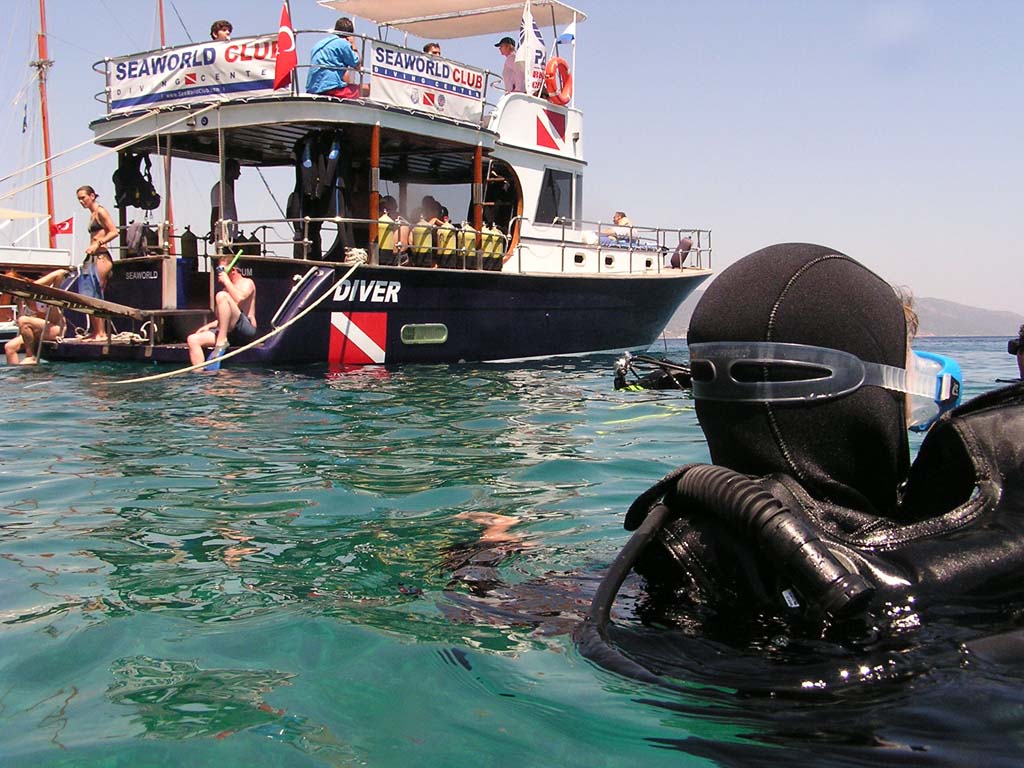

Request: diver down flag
left=536, top=108, right=566, bottom=150
left=329, top=312, right=387, bottom=364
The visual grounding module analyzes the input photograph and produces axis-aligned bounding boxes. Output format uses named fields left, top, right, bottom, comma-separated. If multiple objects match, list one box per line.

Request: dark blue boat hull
left=46, top=257, right=708, bottom=366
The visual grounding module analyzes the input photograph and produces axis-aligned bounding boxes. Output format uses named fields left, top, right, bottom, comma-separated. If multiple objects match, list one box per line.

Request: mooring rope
left=109, top=259, right=361, bottom=385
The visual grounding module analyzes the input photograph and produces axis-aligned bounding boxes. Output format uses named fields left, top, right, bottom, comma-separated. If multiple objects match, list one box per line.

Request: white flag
left=516, top=1, right=547, bottom=95
left=557, top=20, right=577, bottom=45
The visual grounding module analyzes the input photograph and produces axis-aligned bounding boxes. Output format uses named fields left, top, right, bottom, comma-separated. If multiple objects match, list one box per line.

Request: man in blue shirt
left=306, top=17, right=360, bottom=98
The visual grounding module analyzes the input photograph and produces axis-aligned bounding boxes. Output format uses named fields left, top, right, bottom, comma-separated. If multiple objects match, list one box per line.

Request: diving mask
left=689, top=342, right=962, bottom=432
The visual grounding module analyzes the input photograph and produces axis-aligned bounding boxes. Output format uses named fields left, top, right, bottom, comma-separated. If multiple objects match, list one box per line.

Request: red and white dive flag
left=273, top=1, right=298, bottom=90
left=50, top=216, right=73, bottom=236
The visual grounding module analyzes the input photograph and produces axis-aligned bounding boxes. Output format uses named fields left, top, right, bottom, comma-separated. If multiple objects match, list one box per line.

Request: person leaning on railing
left=306, top=17, right=361, bottom=99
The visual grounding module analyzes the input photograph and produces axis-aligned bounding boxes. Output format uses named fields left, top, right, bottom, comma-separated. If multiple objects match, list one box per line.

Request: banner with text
left=109, top=37, right=281, bottom=113
left=369, top=42, right=485, bottom=123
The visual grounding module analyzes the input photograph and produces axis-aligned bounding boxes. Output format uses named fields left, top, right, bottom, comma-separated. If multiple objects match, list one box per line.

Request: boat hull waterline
left=43, top=259, right=709, bottom=367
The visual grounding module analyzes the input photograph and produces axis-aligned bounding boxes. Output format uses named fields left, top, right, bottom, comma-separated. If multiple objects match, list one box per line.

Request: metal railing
left=92, top=31, right=526, bottom=130
left=534, top=217, right=712, bottom=274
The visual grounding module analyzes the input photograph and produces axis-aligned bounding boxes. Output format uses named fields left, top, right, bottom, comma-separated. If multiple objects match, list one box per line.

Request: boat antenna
left=30, top=0, right=56, bottom=248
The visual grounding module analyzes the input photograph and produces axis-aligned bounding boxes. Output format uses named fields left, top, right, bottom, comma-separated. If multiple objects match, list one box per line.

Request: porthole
left=400, top=323, right=448, bottom=344
left=574, top=252, right=585, bottom=265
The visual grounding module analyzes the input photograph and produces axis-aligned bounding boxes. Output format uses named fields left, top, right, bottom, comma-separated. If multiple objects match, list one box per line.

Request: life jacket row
left=377, top=214, right=507, bottom=270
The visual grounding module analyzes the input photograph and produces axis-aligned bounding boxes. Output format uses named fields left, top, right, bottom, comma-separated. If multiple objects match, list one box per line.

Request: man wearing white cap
left=495, top=36, right=525, bottom=94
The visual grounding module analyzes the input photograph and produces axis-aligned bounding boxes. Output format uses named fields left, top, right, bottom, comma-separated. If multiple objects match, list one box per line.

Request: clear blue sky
left=2, top=0, right=1020, bottom=312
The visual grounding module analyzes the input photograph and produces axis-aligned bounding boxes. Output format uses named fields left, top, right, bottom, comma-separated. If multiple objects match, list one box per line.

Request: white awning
left=316, top=0, right=586, bottom=40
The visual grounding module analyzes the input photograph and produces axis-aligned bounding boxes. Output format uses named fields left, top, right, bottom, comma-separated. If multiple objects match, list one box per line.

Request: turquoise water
left=0, top=338, right=1019, bottom=767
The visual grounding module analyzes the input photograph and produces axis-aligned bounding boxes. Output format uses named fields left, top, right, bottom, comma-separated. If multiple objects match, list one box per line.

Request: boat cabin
left=88, top=1, right=709, bottom=287
left=17, top=1, right=711, bottom=366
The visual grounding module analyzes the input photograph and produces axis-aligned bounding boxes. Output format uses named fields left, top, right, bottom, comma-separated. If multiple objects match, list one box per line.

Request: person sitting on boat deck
left=210, top=19, right=232, bottom=41
left=377, top=195, right=410, bottom=267
left=186, top=255, right=257, bottom=366
left=210, top=158, right=241, bottom=253
left=599, top=211, right=633, bottom=245
left=306, top=17, right=360, bottom=100
left=423, top=42, right=441, bottom=56
left=1009, top=324, right=1024, bottom=380
left=77, top=185, right=118, bottom=342
left=4, top=268, right=69, bottom=366
left=495, top=36, right=525, bottom=94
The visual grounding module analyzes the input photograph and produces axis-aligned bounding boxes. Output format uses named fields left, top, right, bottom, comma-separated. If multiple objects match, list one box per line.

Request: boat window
left=535, top=169, right=572, bottom=224
left=400, top=324, right=449, bottom=344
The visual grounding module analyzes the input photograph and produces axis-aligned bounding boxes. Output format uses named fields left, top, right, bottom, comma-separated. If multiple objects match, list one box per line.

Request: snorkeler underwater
left=569, top=243, right=1024, bottom=760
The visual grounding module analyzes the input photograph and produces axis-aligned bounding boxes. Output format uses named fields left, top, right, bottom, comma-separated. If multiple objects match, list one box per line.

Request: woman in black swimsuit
left=76, top=185, right=118, bottom=341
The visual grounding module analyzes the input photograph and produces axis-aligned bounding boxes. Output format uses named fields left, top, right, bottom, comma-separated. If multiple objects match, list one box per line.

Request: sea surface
left=1, top=337, right=1021, bottom=767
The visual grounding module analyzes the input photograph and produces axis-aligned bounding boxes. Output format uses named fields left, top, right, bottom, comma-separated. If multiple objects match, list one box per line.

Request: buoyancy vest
left=578, top=382, right=1024, bottom=689
left=604, top=382, right=1024, bottom=629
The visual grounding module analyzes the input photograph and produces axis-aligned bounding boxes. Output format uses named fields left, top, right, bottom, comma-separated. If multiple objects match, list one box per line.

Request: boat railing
left=538, top=217, right=712, bottom=273
left=115, top=212, right=706, bottom=278
left=203, top=214, right=509, bottom=271
left=94, top=31, right=510, bottom=130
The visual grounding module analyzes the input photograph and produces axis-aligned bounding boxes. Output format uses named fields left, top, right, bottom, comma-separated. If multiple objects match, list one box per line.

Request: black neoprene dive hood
left=687, top=243, right=911, bottom=518
left=578, top=243, right=1024, bottom=690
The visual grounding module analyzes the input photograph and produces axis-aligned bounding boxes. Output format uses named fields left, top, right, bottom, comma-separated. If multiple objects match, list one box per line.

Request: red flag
left=274, top=2, right=298, bottom=90
left=50, top=216, right=73, bottom=236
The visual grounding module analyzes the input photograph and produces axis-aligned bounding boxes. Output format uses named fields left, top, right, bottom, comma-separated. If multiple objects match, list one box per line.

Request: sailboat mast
left=158, top=0, right=176, bottom=254
left=32, top=0, right=56, bottom=249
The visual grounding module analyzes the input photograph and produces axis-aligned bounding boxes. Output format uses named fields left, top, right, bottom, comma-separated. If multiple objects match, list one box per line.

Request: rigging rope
left=0, top=103, right=219, bottom=203
left=109, top=259, right=362, bottom=386
left=0, top=108, right=163, bottom=187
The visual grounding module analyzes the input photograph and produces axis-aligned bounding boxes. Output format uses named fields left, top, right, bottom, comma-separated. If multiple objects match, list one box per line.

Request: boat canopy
left=316, top=0, right=586, bottom=39
left=0, top=208, right=47, bottom=221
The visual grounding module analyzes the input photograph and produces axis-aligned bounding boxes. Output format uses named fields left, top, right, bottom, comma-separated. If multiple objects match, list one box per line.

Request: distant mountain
left=662, top=292, right=1023, bottom=339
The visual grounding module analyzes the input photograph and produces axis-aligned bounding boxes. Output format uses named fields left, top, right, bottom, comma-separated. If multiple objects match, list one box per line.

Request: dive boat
left=34, top=0, right=711, bottom=367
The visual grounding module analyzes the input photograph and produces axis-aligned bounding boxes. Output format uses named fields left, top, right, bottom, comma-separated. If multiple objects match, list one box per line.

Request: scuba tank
left=457, top=222, right=477, bottom=270
left=377, top=211, right=396, bottom=265
left=410, top=216, right=433, bottom=268
left=436, top=219, right=457, bottom=269
left=486, top=224, right=506, bottom=271
left=179, top=225, right=199, bottom=259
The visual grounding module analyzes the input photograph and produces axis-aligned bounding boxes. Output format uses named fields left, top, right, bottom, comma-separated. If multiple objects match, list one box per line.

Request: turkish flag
left=50, top=216, right=73, bottom=236
left=273, top=1, right=298, bottom=90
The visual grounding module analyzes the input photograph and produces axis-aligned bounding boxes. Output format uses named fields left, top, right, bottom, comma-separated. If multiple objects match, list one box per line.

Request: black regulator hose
left=578, top=464, right=876, bottom=687
left=576, top=500, right=688, bottom=690
left=676, top=464, right=875, bottom=619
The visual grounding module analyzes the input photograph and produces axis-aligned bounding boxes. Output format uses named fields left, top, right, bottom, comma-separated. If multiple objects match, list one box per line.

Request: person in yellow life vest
left=378, top=195, right=409, bottom=266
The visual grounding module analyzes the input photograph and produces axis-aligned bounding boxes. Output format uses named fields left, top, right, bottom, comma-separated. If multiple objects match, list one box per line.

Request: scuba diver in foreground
left=578, top=243, right=1024, bottom=692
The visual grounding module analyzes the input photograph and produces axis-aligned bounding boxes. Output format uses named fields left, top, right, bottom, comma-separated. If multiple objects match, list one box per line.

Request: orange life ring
left=544, top=57, right=572, bottom=106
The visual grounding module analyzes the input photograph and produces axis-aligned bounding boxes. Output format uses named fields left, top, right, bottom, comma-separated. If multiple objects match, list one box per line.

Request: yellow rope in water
left=110, top=259, right=361, bottom=385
